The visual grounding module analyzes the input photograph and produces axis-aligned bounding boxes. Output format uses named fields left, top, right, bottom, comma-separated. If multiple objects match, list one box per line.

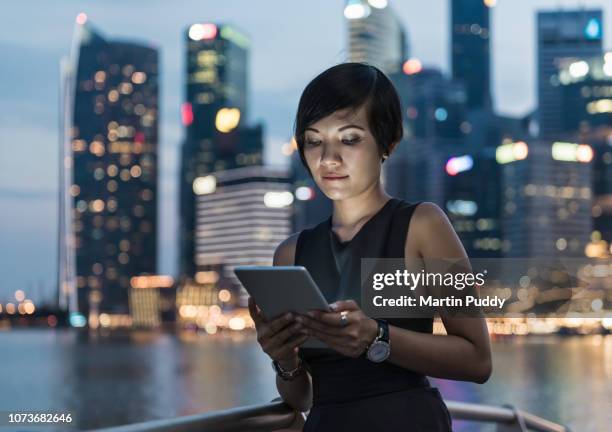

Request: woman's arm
left=386, top=202, right=492, bottom=383
left=272, top=234, right=313, bottom=411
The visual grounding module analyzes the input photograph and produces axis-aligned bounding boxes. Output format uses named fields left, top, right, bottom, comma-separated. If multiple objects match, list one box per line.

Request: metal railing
left=93, top=399, right=570, bottom=432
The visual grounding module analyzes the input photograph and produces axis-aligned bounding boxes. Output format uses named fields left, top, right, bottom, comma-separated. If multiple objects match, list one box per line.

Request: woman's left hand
left=296, top=300, right=379, bottom=358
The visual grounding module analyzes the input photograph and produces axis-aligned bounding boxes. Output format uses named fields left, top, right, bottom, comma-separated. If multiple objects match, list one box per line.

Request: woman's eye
left=305, top=139, right=321, bottom=147
left=342, top=136, right=361, bottom=145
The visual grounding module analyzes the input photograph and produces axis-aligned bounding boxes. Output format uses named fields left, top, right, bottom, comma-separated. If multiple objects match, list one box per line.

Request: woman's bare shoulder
left=409, top=201, right=466, bottom=258
left=412, top=201, right=448, bottom=226
left=273, top=232, right=301, bottom=266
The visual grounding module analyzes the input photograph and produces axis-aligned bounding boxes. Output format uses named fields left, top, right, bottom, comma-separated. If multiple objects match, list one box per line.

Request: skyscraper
left=450, top=0, right=492, bottom=109
left=499, top=141, right=593, bottom=257
left=537, top=9, right=603, bottom=138
left=59, top=14, right=159, bottom=324
left=344, top=0, right=408, bottom=74
left=193, top=166, right=293, bottom=305
left=556, top=53, right=612, bottom=255
left=179, top=23, right=263, bottom=280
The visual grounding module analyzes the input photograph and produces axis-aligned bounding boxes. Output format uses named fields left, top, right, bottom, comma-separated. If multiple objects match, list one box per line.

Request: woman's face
left=303, top=105, right=383, bottom=201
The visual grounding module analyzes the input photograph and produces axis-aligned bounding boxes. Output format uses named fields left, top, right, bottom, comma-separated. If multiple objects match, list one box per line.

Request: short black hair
left=293, top=62, right=403, bottom=173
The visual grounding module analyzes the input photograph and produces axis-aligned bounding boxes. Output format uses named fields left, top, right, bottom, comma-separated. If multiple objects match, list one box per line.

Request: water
left=0, top=329, right=610, bottom=431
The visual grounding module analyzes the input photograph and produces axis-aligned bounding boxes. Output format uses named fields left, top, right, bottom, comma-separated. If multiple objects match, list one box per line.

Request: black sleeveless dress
left=295, top=198, right=453, bottom=431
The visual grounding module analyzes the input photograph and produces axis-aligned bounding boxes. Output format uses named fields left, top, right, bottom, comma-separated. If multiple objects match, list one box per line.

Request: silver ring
left=340, top=311, right=349, bottom=327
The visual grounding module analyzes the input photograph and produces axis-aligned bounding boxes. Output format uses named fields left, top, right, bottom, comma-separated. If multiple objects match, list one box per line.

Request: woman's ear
left=383, top=141, right=399, bottom=159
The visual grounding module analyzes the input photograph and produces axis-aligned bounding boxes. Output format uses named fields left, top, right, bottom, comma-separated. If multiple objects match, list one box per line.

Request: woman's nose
left=320, top=144, right=342, bottom=166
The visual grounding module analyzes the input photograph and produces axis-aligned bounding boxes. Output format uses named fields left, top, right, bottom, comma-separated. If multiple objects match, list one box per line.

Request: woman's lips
left=322, top=175, right=349, bottom=181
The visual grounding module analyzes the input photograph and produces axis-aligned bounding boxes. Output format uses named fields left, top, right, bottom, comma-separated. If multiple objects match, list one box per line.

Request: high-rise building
left=179, top=23, right=263, bottom=280
left=537, top=9, right=603, bottom=138
left=450, top=0, right=493, bottom=109
left=498, top=141, right=593, bottom=257
left=344, top=0, right=408, bottom=74
left=193, top=166, right=293, bottom=305
left=556, top=54, right=612, bottom=133
left=387, top=65, right=467, bottom=202
left=556, top=53, right=612, bottom=254
left=59, top=15, right=159, bottom=325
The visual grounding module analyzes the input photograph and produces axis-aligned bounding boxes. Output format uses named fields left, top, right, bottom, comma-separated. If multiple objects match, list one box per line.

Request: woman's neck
left=331, top=185, right=391, bottom=233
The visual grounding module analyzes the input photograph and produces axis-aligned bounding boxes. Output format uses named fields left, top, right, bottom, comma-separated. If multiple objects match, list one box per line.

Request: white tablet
left=234, top=265, right=331, bottom=348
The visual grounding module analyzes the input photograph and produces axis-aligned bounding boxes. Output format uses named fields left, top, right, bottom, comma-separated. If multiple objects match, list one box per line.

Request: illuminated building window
left=76, top=200, right=87, bottom=213
left=90, top=199, right=105, bottom=213
left=557, top=208, right=569, bottom=220
left=94, top=167, right=105, bottom=180
left=130, top=165, right=142, bottom=177
left=92, top=263, right=103, bottom=275
left=120, top=169, right=131, bottom=181
left=580, top=187, right=591, bottom=199
left=106, top=267, right=118, bottom=280
left=90, top=141, right=105, bottom=156
left=94, top=71, right=106, bottom=83
left=70, top=184, right=80, bottom=197
left=592, top=205, right=603, bottom=217
left=108, top=90, right=119, bottom=102
left=134, top=104, right=146, bottom=116
left=131, top=72, right=147, bottom=84
left=196, top=92, right=215, bottom=104
left=107, top=180, right=118, bottom=192
left=119, top=82, right=133, bottom=95
left=108, top=130, right=118, bottom=141
left=107, top=198, right=118, bottom=213
left=141, top=189, right=153, bottom=201
left=118, top=252, right=130, bottom=265
left=122, top=64, right=134, bottom=77
left=119, top=240, right=130, bottom=252
left=119, top=154, right=132, bottom=166
left=141, top=113, right=155, bottom=127
left=117, top=126, right=128, bottom=137
left=120, top=217, right=132, bottom=232
left=140, top=221, right=152, bottom=233
left=72, top=140, right=86, bottom=152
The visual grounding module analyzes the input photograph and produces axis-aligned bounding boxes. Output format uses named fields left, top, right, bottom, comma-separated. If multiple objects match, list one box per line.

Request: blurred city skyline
left=1, top=0, right=611, bottom=303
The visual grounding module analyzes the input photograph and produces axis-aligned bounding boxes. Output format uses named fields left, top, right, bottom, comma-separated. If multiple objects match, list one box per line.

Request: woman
left=248, top=63, right=492, bottom=431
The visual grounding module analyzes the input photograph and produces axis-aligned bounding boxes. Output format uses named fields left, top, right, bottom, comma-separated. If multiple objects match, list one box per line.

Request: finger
left=329, top=300, right=359, bottom=312
left=307, top=310, right=353, bottom=328
left=307, top=328, right=346, bottom=350
left=298, top=315, right=346, bottom=336
left=272, top=321, right=306, bottom=346
left=272, top=334, right=310, bottom=359
left=260, top=313, right=296, bottom=341
left=248, top=297, right=263, bottom=324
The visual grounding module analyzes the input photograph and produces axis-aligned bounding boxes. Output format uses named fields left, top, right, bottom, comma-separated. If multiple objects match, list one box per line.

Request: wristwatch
left=366, top=319, right=390, bottom=363
left=272, top=358, right=304, bottom=381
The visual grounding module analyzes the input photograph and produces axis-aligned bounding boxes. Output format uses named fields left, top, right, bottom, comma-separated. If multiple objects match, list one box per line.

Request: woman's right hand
left=248, top=297, right=309, bottom=368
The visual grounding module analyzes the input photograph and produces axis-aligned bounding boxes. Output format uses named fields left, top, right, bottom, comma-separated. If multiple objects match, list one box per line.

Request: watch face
left=367, top=341, right=390, bottom=362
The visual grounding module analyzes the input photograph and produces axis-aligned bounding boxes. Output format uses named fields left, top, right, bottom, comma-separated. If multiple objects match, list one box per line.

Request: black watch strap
left=376, top=319, right=390, bottom=343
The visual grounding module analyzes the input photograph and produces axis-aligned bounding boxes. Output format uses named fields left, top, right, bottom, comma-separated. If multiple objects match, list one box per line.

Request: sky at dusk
left=1, top=0, right=611, bottom=304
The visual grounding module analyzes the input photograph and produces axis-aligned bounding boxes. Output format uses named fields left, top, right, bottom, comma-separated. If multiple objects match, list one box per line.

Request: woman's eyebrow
left=305, top=124, right=365, bottom=133
left=338, top=124, right=365, bottom=132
